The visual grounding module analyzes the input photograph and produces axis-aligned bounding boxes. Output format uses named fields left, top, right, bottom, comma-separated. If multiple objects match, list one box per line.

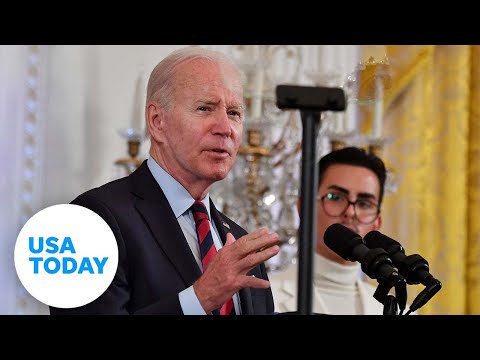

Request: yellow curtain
left=467, top=46, right=480, bottom=314
left=371, top=45, right=480, bottom=314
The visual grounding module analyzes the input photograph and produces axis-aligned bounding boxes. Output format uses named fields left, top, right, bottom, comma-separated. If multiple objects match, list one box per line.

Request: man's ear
left=373, top=213, right=382, bottom=231
left=146, top=101, right=164, bottom=142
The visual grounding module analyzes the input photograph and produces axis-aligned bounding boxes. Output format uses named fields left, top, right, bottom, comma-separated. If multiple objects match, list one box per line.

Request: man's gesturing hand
left=193, top=227, right=280, bottom=314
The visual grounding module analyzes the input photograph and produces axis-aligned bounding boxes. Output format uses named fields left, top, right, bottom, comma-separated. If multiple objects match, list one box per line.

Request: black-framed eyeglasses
left=318, top=191, right=380, bottom=225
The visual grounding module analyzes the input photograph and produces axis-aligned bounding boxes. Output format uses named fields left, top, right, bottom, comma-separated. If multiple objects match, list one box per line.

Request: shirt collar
left=147, top=157, right=211, bottom=219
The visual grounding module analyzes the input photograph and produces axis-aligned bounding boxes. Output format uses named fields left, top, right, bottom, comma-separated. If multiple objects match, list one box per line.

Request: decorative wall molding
left=15, top=45, right=49, bottom=315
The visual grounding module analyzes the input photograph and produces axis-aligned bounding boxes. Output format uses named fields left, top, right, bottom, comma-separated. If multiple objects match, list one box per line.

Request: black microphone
left=324, top=224, right=405, bottom=286
left=364, top=230, right=442, bottom=313
left=324, top=224, right=407, bottom=313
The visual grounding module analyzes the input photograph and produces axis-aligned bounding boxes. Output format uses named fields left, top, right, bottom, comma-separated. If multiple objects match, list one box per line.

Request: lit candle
left=372, top=77, right=383, bottom=138
left=335, top=112, right=345, bottom=133
left=251, top=66, right=264, bottom=120
left=131, top=71, right=146, bottom=132
left=344, top=101, right=356, bottom=133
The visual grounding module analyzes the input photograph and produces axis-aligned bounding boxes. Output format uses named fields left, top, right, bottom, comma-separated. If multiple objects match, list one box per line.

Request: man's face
left=151, top=58, right=244, bottom=191
left=315, top=164, right=382, bottom=265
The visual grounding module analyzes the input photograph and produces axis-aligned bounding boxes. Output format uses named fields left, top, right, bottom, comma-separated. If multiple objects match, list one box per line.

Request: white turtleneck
left=269, top=252, right=388, bottom=315
left=313, top=253, right=363, bottom=315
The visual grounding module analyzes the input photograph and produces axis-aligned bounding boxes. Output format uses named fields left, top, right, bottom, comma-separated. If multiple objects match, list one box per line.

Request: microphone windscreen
left=324, top=223, right=363, bottom=260
left=364, top=230, right=400, bottom=251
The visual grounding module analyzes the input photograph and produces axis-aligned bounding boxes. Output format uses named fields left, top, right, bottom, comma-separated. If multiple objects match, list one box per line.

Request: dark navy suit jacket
left=49, top=160, right=274, bottom=315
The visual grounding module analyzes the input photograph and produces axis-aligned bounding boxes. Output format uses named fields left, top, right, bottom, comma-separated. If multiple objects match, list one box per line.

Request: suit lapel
left=209, top=201, right=231, bottom=246
left=210, top=201, right=254, bottom=315
left=130, top=162, right=201, bottom=287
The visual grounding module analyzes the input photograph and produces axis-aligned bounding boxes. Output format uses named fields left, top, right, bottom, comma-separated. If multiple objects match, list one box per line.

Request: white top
left=269, top=253, right=386, bottom=315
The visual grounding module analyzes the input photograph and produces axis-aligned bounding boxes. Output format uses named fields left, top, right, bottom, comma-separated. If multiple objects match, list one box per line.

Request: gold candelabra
left=115, top=139, right=143, bottom=175
left=237, top=128, right=273, bottom=228
left=115, top=128, right=145, bottom=176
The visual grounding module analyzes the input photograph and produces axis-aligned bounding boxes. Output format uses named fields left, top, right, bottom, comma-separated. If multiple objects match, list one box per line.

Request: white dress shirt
left=147, top=157, right=241, bottom=315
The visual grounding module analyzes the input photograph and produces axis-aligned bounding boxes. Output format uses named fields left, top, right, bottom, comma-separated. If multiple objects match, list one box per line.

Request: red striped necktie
left=191, top=200, right=235, bottom=315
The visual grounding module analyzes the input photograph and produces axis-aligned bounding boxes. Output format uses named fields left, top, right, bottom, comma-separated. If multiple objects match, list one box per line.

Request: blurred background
left=1, top=45, right=478, bottom=315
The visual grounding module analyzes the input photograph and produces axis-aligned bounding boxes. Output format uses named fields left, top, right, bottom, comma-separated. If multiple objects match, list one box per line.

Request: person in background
left=270, top=146, right=411, bottom=315
left=50, top=46, right=280, bottom=315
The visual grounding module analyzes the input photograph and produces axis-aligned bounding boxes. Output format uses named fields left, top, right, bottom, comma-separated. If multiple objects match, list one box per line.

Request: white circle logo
left=14, top=204, right=119, bottom=309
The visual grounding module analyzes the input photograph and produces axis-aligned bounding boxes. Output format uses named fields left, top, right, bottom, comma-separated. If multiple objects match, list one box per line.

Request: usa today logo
left=14, top=204, right=119, bottom=309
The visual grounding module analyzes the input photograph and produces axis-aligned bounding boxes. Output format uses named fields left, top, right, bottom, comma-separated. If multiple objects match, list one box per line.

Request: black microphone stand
left=383, top=295, right=398, bottom=315
left=373, top=279, right=398, bottom=315
left=296, top=109, right=321, bottom=315
left=276, top=85, right=346, bottom=315
left=363, top=248, right=408, bottom=315
left=373, top=277, right=407, bottom=315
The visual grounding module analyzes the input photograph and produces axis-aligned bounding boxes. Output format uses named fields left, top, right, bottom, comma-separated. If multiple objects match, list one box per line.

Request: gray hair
left=146, top=46, right=243, bottom=111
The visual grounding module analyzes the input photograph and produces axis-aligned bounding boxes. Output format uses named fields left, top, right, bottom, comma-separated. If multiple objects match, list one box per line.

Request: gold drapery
left=468, top=46, right=480, bottom=314
left=373, top=45, right=480, bottom=314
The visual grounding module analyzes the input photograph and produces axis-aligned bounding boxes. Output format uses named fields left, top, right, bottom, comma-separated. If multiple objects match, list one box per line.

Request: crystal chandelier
left=211, top=45, right=304, bottom=270
left=307, top=47, right=398, bottom=195
left=211, top=46, right=399, bottom=271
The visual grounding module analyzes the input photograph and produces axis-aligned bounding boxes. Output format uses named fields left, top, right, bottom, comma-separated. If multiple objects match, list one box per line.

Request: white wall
left=42, top=45, right=186, bottom=208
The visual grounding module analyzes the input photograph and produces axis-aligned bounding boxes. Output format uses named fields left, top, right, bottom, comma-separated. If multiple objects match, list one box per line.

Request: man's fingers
left=235, top=231, right=280, bottom=256
left=238, top=244, right=280, bottom=273
left=241, top=274, right=271, bottom=289
left=225, top=232, right=236, bottom=246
